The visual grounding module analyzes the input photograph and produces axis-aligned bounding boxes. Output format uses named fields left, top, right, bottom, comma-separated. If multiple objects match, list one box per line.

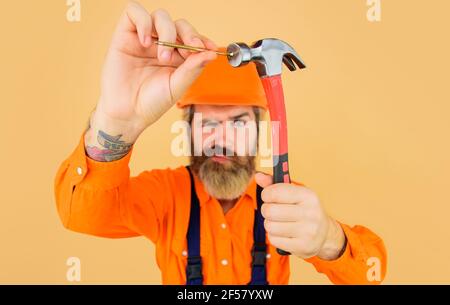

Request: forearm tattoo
left=86, top=130, right=133, bottom=162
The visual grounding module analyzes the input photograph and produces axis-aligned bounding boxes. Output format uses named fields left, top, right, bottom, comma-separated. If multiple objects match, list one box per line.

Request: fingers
left=167, top=19, right=218, bottom=102
left=117, top=1, right=152, bottom=47
left=114, top=4, right=219, bottom=102
left=151, top=9, right=177, bottom=62
left=267, top=234, right=320, bottom=259
left=267, top=235, right=298, bottom=253
left=174, top=19, right=205, bottom=59
left=261, top=203, right=301, bottom=222
left=261, top=183, right=317, bottom=205
left=157, top=19, right=217, bottom=66
left=169, top=51, right=218, bottom=102
left=264, top=220, right=300, bottom=238
left=199, top=34, right=218, bottom=51
left=115, top=3, right=218, bottom=65
left=174, top=20, right=218, bottom=60
left=255, top=172, right=273, bottom=188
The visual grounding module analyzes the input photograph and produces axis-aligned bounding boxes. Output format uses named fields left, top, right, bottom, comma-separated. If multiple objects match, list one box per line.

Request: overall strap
left=249, top=184, right=269, bottom=285
left=185, top=166, right=203, bottom=285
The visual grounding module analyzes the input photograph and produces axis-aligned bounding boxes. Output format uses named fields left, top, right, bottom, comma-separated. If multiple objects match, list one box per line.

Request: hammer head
left=226, top=38, right=306, bottom=77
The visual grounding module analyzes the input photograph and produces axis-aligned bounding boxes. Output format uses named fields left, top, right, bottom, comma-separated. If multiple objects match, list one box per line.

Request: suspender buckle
left=251, top=243, right=267, bottom=267
left=186, top=256, right=203, bottom=281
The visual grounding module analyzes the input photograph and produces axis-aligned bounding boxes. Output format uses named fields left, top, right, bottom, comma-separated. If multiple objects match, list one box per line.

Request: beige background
left=1, top=0, right=449, bottom=284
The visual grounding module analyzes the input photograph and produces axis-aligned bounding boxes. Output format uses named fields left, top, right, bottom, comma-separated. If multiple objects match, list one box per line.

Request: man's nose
left=212, top=121, right=232, bottom=148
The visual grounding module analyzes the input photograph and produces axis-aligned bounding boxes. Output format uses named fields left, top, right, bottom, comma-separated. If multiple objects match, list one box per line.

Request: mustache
left=190, top=147, right=255, bottom=176
left=203, top=145, right=236, bottom=157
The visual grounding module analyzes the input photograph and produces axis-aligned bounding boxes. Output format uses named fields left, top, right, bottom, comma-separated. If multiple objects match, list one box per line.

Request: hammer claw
left=284, top=52, right=306, bottom=71
left=283, top=55, right=297, bottom=71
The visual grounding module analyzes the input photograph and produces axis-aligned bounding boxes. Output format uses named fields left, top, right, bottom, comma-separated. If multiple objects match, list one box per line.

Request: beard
left=190, top=149, right=255, bottom=200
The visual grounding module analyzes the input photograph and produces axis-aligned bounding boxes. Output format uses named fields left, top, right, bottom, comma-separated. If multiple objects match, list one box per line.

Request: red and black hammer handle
left=261, top=74, right=292, bottom=256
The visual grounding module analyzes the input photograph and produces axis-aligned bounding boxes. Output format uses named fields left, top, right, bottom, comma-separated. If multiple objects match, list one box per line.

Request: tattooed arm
left=84, top=109, right=142, bottom=162
left=85, top=130, right=133, bottom=162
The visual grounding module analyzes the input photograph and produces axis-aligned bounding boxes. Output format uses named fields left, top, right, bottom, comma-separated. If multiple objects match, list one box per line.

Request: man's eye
left=233, top=120, right=246, bottom=127
left=203, top=122, right=218, bottom=128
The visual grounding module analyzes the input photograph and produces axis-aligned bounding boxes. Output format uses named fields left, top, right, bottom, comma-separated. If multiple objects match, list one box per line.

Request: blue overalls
left=185, top=166, right=268, bottom=285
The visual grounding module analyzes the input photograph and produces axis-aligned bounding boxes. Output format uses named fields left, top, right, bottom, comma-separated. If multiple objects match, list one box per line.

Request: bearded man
left=54, top=2, right=387, bottom=285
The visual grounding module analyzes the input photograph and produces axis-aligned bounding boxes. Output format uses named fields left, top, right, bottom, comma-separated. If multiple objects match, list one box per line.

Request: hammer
left=226, top=38, right=306, bottom=256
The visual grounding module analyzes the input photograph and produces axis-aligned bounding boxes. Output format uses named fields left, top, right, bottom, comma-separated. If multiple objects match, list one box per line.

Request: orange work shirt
left=54, top=133, right=387, bottom=284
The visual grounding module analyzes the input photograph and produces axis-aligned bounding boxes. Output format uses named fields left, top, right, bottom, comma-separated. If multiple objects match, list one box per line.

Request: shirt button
left=266, top=253, right=271, bottom=259
left=220, top=223, right=227, bottom=229
left=182, top=250, right=188, bottom=257
left=76, top=167, right=83, bottom=175
left=221, top=259, right=228, bottom=266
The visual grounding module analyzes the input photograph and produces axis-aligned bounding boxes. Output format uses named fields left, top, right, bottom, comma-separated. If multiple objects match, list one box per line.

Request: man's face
left=190, top=104, right=258, bottom=200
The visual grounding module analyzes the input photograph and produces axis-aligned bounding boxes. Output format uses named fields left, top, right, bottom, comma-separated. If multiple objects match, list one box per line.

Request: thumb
left=255, top=172, right=273, bottom=188
left=169, top=51, right=217, bottom=102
